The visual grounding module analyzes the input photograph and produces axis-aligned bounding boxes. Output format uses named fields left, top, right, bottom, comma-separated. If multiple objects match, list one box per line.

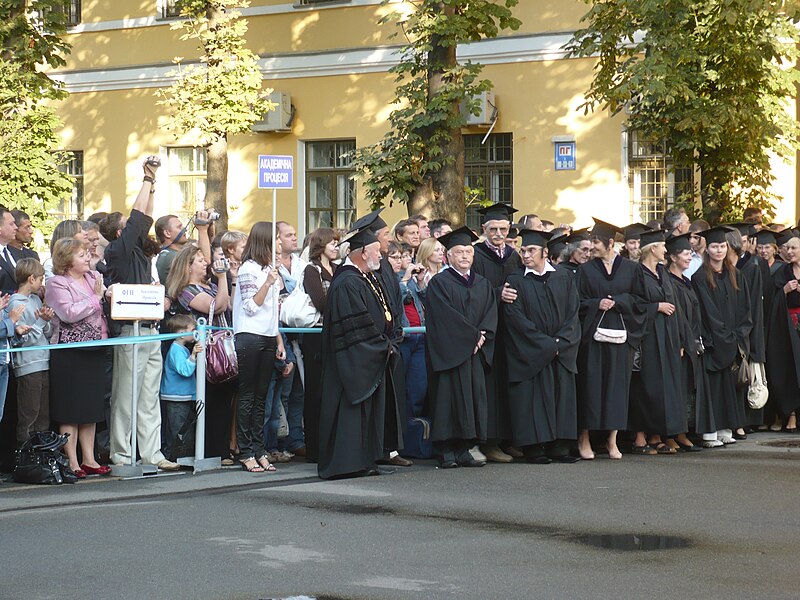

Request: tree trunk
left=206, top=135, right=229, bottom=231
left=410, top=3, right=466, bottom=226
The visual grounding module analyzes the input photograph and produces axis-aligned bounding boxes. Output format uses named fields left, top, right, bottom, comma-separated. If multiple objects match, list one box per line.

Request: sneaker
left=702, top=439, right=724, bottom=448
left=717, top=430, right=736, bottom=445
left=468, top=445, right=487, bottom=462
left=268, top=451, right=292, bottom=463
left=155, top=459, right=180, bottom=471
left=278, top=450, right=294, bottom=462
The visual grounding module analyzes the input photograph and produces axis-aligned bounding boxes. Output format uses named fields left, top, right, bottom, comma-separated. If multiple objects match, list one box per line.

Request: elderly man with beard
left=317, top=226, right=403, bottom=479
left=425, top=227, right=497, bottom=468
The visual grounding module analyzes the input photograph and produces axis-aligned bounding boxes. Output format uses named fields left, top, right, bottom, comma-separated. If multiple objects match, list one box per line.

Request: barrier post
left=181, top=317, right=220, bottom=473
left=111, top=320, right=148, bottom=478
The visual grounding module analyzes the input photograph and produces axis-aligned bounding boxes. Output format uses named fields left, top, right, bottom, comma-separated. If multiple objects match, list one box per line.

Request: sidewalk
left=1, top=431, right=798, bottom=513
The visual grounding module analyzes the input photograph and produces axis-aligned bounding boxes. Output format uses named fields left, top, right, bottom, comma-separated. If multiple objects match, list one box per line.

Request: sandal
left=653, top=442, right=677, bottom=455
left=257, top=455, right=277, bottom=472
left=240, top=457, right=265, bottom=473
left=631, top=444, right=658, bottom=456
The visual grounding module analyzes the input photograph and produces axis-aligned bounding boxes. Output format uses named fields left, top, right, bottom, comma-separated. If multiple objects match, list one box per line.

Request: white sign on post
left=110, top=284, right=166, bottom=321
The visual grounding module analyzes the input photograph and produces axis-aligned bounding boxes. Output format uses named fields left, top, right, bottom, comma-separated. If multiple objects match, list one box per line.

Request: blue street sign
left=258, top=155, right=294, bottom=189
left=554, top=141, right=576, bottom=171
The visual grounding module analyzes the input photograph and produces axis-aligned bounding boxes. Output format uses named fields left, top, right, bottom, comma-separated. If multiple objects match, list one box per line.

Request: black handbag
left=13, top=431, right=77, bottom=485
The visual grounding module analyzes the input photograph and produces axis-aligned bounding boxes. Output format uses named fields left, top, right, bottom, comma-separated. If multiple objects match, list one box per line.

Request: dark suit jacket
left=0, top=246, right=23, bottom=294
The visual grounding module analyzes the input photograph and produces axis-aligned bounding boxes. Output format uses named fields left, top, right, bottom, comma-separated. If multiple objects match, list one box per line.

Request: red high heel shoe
left=80, top=464, right=111, bottom=476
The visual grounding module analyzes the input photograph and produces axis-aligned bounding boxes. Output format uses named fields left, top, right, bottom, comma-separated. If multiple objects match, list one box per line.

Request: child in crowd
left=9, top=258, right=53, bottom=445
left=160, top=314, right=203, bottom=460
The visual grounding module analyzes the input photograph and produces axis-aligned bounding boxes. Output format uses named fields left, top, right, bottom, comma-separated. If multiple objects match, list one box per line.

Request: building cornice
left=51, top=32, right=576, bottom=93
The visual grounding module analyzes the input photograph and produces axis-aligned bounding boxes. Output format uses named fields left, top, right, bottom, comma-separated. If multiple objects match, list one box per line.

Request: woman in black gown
left=575, top=219, right=645, bottom=460
left=692, top=226, right=752, bottom=446
left=628, top=229, right=684, bottom=454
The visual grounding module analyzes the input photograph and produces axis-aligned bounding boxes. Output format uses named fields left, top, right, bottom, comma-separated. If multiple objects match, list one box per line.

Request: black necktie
left=3, top=247, right=12, bottom=267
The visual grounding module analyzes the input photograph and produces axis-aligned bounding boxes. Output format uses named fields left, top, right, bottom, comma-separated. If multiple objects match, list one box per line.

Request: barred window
left=464, top=132, right=513, bottom=232
left=305, top=140, right=356, bottom=232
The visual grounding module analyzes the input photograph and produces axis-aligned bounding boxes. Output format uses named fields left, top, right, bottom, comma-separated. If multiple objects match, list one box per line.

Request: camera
left=410, top=266, right=423, bottom=275
left=144, top=157, right=161, bottom=168
left=212, top=257, right=230, bottom=274
left=194, top=209, right=220, bottom=226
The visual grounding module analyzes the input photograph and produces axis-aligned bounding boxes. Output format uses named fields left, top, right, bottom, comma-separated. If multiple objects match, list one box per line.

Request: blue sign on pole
left=258, top=155, right=294, bottom=189
left=554, top=142, right=576, bottom=171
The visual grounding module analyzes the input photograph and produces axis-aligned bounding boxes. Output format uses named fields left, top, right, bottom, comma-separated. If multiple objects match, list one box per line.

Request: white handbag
left=747, top=362, right=769, bottom=410
left=280, top=270, right=321, bottom=328
left=593, top=311, right=627, bottom=344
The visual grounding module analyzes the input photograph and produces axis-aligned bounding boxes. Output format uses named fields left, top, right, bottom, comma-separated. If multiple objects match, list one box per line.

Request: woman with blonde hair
left=414, top=237, right=445, bottom=285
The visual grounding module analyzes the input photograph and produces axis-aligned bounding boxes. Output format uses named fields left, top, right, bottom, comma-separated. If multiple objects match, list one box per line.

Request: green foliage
left=156, top=0, right=274, bottom=144
left=567, top=0, right=800, bottom=223
left=0, top=60, right=73, bottom=236
left=352, top=0, right=521, bottom=209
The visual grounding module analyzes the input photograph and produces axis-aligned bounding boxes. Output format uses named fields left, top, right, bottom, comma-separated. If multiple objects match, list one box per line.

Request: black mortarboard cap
left=623, top=223, right=651, bottom=241
left=638, top=229, right=665, bottom=247
left=566, top=227, right=590, bottom=243
left=775, top=228, right=798, bottom=247
left=726, top=222, right=757, bottom=238
left=755, top=230, right=777, bottom=246
left=477, top=203, right=518, bottom=224
left=438, top=226, right=479, bottom=250
left=350, top=208, right=387, bottom=233
left=698, top=225, right=735, bottom=245
left=547, top=234, right=568, bottom=255
left=518, top=229, right=552, bottom=248
left=591, top=218, right=621, bottom=240
left=665, top=233, right=692, bottom=254
left=507, top=223, right=523, bottom=240
left=344, top=227, right=379, bottom=250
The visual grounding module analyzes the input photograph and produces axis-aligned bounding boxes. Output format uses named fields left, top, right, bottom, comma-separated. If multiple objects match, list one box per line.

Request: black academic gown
left=737, top=253, right=766, bottom=427
left=557, top=261, right=582, bottom=277
left=502, top=268, right=580, bottom=446
left=575, top=256, right=646, bottom=431
left=317, top=265, right=403, bottom=479
left=377, top=256, right=407, bottom=429
left=691, top=267, right=752, bottom=431
left=765, top=263, right=800, bottom=418
left=424, top=268, right=497, bottom=444
left=628, top=264, right=685, bottom=436
left=471, top=242, right=522, bottom=441
left=666, top=271, right=715, bottom=434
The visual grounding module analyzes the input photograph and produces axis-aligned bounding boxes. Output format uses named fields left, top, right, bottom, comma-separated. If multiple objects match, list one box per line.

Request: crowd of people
left=0, top=155, right=797, bottom=482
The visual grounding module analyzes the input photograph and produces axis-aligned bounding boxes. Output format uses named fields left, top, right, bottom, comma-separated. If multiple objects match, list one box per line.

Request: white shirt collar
left=525, top=263, right=556, bottom=277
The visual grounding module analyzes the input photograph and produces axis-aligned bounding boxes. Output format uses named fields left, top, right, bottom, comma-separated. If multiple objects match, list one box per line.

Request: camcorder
left=194, top=209, right=220, bottom=226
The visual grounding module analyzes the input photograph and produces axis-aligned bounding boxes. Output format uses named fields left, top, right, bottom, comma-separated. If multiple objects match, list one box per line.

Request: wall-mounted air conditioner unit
left=461, top=91, right=497, bottom=127
left=253, top=91, right=293, bottom=133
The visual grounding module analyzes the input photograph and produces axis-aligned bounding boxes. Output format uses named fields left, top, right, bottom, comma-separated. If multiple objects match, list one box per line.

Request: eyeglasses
left=387, top=254, right=402, bottom=260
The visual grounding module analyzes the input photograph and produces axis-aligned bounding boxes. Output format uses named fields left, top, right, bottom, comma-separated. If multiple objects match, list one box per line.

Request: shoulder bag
left=205, top=302, right=238, bottom=384
left=733, top=347, right=752, bottom=390
left=281, top=265, right=321, bottom=328
left=747, top=362, right=769, bottom=409
left=593, top=310, right=627, bottom=344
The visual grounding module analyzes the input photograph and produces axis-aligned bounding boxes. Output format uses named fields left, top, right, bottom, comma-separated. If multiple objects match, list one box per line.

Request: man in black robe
left=503, top=229, right=581, bottom=463
left=470, top=203, right=521, bottom=462
left=317, top=227, right=403, bottom=479
left=424, top=227, right=498, bottom=468
left=347, top=209, right=411, bottom=467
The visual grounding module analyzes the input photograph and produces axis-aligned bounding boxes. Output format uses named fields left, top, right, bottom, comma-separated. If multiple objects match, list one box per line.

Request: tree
left=0, top=0, right=74, bottom=235
left=156, top=0, right=273, bottom=231
left=566, top=0, right=800, bottom=223
left=352, top=0, right=520, bottom=225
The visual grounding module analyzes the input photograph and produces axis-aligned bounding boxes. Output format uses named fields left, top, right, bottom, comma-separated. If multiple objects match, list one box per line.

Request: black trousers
left=235, top=333, right=277, bottom=459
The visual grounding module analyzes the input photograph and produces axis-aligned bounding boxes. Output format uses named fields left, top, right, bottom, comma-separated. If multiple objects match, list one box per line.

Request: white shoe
left=469, top=445, right=487, bottom=462
left=717, top=432, right=736, bottom=445
left=702, top=439, right=724, bottom=448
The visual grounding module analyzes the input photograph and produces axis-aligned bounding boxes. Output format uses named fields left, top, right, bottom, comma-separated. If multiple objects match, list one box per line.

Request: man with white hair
left=317, top=226, right=403, bottom=479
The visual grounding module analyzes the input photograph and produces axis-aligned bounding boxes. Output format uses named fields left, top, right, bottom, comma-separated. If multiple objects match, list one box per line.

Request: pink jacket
left=44, top=271, right=108, bottom=342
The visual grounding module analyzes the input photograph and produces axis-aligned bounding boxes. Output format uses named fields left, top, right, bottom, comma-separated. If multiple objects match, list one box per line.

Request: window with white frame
left=464, top=132, right=513, bottom=232
left=305, top=140, right=356, bottom=232
left=167, top=147, right=207, bottom=221
left=54, top=150, right=84, bottom=220
left=627, top=130, right=694, bottom=224
left=161, top=0, right=181, bottom=19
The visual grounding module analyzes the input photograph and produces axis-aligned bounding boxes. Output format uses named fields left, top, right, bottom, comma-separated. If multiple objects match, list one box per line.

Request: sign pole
left=188, top=317, right=220, bottom=473
left=272, top=187, right=278, bottom=323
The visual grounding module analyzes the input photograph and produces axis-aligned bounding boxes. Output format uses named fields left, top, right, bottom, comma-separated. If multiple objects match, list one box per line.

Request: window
left=54, top=151, right=84, bottom=220
left=627, top=130, right=693, bottom=224
left=161, top=0, right=181, bottom=19
left=305, top=140, right=356, bottom=232
left=167, top=147, right=206, bottom=221
left=65, top=0, right=81, bottom=27
left=464, top=132, right=513, bottom=231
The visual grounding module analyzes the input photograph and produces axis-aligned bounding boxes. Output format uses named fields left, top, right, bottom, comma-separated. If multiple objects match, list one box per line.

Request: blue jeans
left=264, top=367, right=306, bottom=452
left=160, top=400, right=195, bottom=460
left=400, top=333, right=427, bottom=418
left=262, top=370, right=284, bottom=453
left=0, top=362, right=10, bottom=424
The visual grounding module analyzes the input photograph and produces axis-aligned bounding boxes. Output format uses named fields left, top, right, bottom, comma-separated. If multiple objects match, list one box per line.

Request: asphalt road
left=1, top=437, right=799, bottom=600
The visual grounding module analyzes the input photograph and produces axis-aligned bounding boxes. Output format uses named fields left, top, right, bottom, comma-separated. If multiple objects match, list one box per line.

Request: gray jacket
left=9, top=293, right=51, bottom=377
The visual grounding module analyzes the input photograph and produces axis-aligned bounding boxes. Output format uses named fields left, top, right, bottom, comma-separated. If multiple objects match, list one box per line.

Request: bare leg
left=59, top=424, right=80, bottom=471
left=634, top=431, right=648, bottom=447
left=577, top=429, right=595, bottom=460
left=78, top=423, right=101, bottom=469
left=787, top=412, right=797, bottom=431
left=676, top=433, right=693, bottom=447
left=607, top=430, right=622, bottom=460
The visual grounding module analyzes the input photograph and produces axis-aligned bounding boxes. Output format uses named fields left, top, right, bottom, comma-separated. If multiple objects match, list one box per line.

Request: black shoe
left=733, top=431, right=748, bottom=441
left=551, top=455, right=581, bottom=464
left=527, top=456, right=553, bottom=465
left=456, top=450, right=486, bottom=467
left=439, top=459, right=459, bottom=469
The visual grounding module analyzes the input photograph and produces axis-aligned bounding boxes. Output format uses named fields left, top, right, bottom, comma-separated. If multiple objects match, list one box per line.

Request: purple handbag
left=58, top=319, right=102, bottom=344
left=205, top=304, right=238, bottom=384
